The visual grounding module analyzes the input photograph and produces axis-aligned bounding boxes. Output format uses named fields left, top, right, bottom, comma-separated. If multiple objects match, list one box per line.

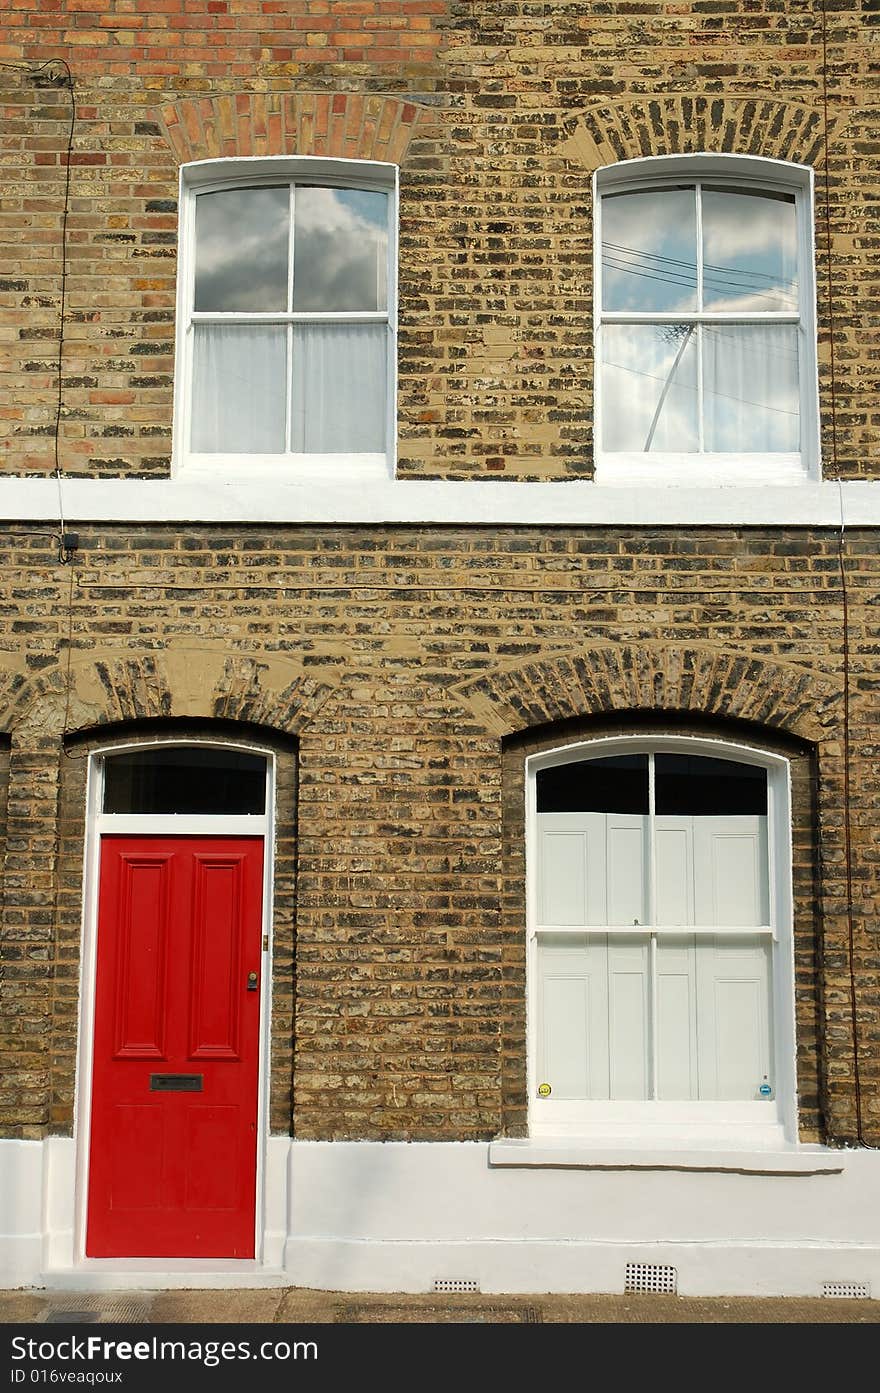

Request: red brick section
left=160, top=93, right=427, bottom=165
left=0, top=1, right=447, bottom=77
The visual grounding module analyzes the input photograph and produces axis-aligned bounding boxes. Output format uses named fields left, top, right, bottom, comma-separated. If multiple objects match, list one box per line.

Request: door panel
left=87, top=835, right=263, bottom=1258
left=112, top=854, right=171, bottom=1058
left=189, top=853, right=246, bottom=1059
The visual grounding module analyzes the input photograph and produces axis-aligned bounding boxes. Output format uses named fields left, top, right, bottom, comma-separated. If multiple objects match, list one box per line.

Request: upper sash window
left=174, top=158, right=397, bottom=477
left=594, top=156, right=819, bottom=486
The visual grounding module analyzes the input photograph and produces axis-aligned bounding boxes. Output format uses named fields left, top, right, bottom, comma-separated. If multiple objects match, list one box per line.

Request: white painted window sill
left=179, top=452, right=393, bottom=482
left=487, top=1139, right=845, bottom=1175
left=2, top=476, right=880, bottom=526
left=593, top=453, right=810, bottom=489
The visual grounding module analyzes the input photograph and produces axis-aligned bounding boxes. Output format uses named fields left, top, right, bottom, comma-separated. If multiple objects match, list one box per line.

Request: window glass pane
left=290, top=321, right=386, bottom=452
left=601, top=323, right=699, bottom=452
left=655, top=755, right=767, bottom=815
left=703, top=323, right=799, bottom=452
left=191, top=324, right=287, bottom=454
left=601, top=186, right=697, bottom=313
left=293, top=187, right=388, bottom=311
left=701, top=187, right=798, bottom=312
left=103, top=747, right=267, bottom=815
left=536, top=755, right=648, bottom=814
left=194, top=186, right=289, bottom=312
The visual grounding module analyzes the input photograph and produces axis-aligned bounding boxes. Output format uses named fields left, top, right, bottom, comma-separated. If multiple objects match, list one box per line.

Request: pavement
left=1, top=1286, right=879, bottom=1324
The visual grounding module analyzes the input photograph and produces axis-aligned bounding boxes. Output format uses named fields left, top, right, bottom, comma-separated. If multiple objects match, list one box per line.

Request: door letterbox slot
left=150, top=1073, right=203, bottom=1093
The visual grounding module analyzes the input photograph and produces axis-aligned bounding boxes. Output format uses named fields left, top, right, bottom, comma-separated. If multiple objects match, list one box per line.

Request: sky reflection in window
left=193, top=184, right=388, bottom=314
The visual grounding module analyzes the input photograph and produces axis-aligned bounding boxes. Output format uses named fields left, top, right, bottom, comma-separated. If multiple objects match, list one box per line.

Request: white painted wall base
left=3, top=1137, right=879, bottom=1298
left=1, top=1140, right=43, bottom=1287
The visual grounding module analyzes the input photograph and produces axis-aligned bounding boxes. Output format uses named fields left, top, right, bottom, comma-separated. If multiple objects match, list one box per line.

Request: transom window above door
left=174, top=158, right=396, bottom=478
left=594, top=156, right=818, bottom=486
left=528, top=740, right=795, bottom=1142
left=102, top=745, right=267, bottom=816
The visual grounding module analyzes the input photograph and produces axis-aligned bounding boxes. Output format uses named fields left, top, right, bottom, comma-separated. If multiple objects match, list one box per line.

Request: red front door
left=86, top=836, right=264, bottom=1258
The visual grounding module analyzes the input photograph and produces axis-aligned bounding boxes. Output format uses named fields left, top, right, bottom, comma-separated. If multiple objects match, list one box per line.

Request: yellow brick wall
left=0, top=2, right=877, bottom=478
left=0, top=524, right=876, bottom=1145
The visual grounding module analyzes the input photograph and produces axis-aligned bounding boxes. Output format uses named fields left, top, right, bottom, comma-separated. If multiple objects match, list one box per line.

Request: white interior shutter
left=537, top=936, right=610, bottom=1099
left=655, top=935, right=698, bottom=1099
left=693, top=816, right=769, bottom=927
left=606, top=815, right=649, bottom=925
left=607, top=935, right=650, bottom=1099
left=696, top=936, right=772, bottom=1099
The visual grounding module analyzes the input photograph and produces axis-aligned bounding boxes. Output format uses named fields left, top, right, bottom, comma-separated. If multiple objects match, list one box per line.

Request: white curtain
left=601, top=323, right=699, bottom=453
left=291, top=322, right=386, bottom=454
left=602, top=321, right=800, bottom=453
left=703, top=323, right=799, bottom=452
left=191, top=324, right=287, bottom=454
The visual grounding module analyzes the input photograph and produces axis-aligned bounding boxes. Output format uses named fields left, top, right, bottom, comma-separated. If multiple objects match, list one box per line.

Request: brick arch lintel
left=0, top=645, right=340, bottom=741
left=560, top=94, right=843, bottom=173
left=451, top=644, right=841, bottom=745
left=159, top=92, right=432, bottom=168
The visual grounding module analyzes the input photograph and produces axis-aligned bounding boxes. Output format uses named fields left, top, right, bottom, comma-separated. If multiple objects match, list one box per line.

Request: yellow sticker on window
left=537, top=1083, right=552, bottom=1098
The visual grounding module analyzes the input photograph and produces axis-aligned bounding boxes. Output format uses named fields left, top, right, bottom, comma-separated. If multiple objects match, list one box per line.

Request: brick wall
left=0, top=1, right=877, bottom=478
left=0, top=1, right=877, bottom=1159
left=0, top=524, right=877, bottom=1145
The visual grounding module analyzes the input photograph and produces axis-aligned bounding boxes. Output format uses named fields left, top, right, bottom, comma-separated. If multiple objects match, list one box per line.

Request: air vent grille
left=821, top=1281, right=870, bottom=1299
left=624, top=1262, right=678, bottom=1295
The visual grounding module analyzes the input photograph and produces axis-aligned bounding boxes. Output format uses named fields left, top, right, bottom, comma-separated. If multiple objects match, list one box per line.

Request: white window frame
left=172, top=156, right=399, bottom=481
left=525, top=734, right=798, bottom=1146
left=593, top=154, right=820, bottom=487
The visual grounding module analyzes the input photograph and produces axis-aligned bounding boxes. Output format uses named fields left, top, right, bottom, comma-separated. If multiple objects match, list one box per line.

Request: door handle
left=246, top=971, right=259, bottom=992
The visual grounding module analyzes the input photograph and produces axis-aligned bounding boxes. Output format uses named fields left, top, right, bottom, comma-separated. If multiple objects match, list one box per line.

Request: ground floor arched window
left=527, top=735, right=797, bottom=1145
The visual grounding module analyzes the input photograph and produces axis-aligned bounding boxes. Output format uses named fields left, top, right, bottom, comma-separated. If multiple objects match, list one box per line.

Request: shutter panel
left=693, top=816, right=768, bottom=927
left=606, top=815, right=649, bottom=925
left=607, top=936, right=649, bottom=1099
left=537, top=813, right=606, bottom=925
left=696, top=936, right=772, bottom=1099
left=537, top=935, right=609, bottom=1099
left=655, top=935, right=698, bottom=1099
left=655, top=817, right=694, bottom=926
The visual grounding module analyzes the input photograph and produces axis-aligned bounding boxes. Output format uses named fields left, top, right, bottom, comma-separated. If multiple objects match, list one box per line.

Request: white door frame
left=73, top=735, right=277, bottom=1267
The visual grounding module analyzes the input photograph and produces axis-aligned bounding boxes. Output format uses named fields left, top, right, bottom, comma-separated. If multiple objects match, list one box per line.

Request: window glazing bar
left=191, top=311, right=389, bottom=323
left=600, top=312, right=799, bottom=323
left=647, top=752, right=658, bottom=1099
left=532, top=925, right=774, bottom=937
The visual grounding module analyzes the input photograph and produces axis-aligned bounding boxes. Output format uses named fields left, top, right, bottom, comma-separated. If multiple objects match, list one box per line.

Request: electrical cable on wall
left=44, top=58, right=76, bottom=567
left=0, top=59, right=76, bottom=560
left=819, top=0, right=868, bottom=1148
